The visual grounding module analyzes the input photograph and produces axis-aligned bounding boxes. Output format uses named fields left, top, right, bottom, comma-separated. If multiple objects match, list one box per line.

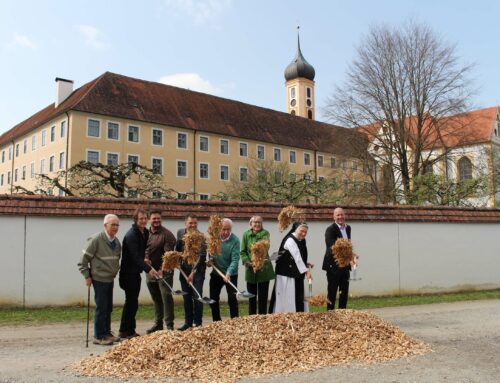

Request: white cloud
left=164, top=0, right=231, bottom=24
left=159, top=73, right=222, bottom=95
left=12, top=33, right=36, bottom=49
left=76, top=25, right=108, bottom=49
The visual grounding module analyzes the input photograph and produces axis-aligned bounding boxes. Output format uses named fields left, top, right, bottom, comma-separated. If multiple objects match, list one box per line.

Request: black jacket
left=275, top=234, right=308, bottom=279
left=120, top=224, right=151, bottom=275
left=322, top=223, right=351, bottom=272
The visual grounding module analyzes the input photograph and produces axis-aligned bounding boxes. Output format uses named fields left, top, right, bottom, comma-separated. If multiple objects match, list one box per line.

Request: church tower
left=284, top=27, right=316, bottom=120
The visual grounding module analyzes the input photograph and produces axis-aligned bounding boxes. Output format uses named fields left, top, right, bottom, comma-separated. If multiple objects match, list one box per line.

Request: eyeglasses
left=106, top=223, right=120, bottom=227
left=253, top=221, right=263, bottom=224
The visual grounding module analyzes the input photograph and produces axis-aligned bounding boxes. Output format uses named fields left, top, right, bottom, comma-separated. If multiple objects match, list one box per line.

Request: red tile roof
left=1, top=195, right=499, bottom=223
left=0, top=72, right=367, bottom=157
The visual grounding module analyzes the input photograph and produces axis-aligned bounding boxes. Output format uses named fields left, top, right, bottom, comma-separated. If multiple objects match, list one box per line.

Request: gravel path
left=0, top=299, right=499, bottom=383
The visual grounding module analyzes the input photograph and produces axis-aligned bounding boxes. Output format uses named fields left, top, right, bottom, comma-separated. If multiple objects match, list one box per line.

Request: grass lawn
left=0, top=289, right=499, bottom=326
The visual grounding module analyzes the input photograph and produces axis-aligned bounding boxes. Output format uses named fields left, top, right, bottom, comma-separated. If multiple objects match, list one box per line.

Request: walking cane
left=85, top=283, right=91, bottom=348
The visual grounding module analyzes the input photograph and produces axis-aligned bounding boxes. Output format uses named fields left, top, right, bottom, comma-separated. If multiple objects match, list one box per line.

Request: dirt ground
left=0, top=299, right=499, bottom=383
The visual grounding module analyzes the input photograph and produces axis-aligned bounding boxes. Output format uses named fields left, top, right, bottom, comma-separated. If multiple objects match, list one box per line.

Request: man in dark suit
left=322, top=207, right=351, bottom=310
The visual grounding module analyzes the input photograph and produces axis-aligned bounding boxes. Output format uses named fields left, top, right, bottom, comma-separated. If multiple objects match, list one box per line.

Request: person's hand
left=188, top=272, right=194, bottom=284
left=223, top=274, right=231, bottom=283
left=85, top=277, right=92, bottom=287
left=144, top=258, right=152, bottom=266
left=206, top=260, right=213, bottom=267
left=148, top=268, right=159, bottom=279
left=244, top=262, right=253, bottom=267
left=157, top=270, right=163, bottom=279
left=306, top=270, right=313, bottom=281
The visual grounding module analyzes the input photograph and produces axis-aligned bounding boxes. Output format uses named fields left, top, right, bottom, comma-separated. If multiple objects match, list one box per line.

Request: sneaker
left=105, top=332, right=120, bottom=342
left=177, top=323, right=192, bottom=331
left=146, top=324, right=163, bottom=334
left=93, top=337, right=114, bottom=346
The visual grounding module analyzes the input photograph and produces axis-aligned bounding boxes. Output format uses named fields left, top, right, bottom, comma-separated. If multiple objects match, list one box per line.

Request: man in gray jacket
left=78, top=214, right=121, bottom=345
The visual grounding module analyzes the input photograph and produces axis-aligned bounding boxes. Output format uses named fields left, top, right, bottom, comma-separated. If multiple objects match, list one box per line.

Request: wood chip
left=332, top=238, right=354, bottom=268
left=278, top=205, right=305, bottom=232
left=73, top=311, right=431, bottom=383
left=206, top=215, right=223, bottom=257
left=250, top=239, right=270, bottom=272
left=161, top=251, right=183, bottom=272
left=306, top=294, right=331, bottom=306
left=182, top=230, right=205, bottom=266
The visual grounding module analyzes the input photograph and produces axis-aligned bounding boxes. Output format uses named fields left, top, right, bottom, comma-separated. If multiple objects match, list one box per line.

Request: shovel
left=149, top=267, right=188, bottom=295
left=211, top=264, right=255, bottom=299
left=178, top=267, right=215, bottom=305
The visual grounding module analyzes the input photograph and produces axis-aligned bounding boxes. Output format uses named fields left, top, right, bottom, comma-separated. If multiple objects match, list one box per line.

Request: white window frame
left=86, top=118, right=101, bottom=138
left=177, top=132, right=188, bottom=149
left=31, top=135, right=36, bottom=151
left=273, top=147, right=281, bottom=162
left=127, top=154, right=140, bottom=164
left=15, top=144, right=19, bottom=157
left=128, top=124, right=141, bottom=143
left=199, top=193, right=210, bottom=201
left=106, top=121, right=120, bottom=141
left=239, top=166, right=248, bottom=182
left=289, top=150, right=296, bottom=164
left=304, top=152, right=311, bottom=166
left=86, top=149, right=100, bottom=165
left=318, top=155, right=324, bottom=167
left=49, top=155, right=55, bottom=172
left=40, top=158, right=45, bottom=174
left=151, top=157, right=164, bottom=175
left=30, top=162, right=35, bottom=178
left=220, top=164, right=229, bottom=181
left=257, top=144, right=265, bottom=160
left=199, top=136, right=209, bottom=152
left=60, top=120, right=66, bottom=138
left=41, top=130, right=47, bottom=146
left=152, top=127, right=164, bottom=147
left=199, top=162, right=209, bottom=179
left=239, top=142, right=248, bottom=157
left=219, top=139, right=229, bottom=155
left=106, top=152, right=120, bottom=166
left=50, top=126, right=56, bottom=142
left=23, top=139, right=27, bottom=154
left=59, top=152, right=65, bottom=170
left=14, top=168, right=18, bottom=182
left=176, top=159, right=188, bottom=178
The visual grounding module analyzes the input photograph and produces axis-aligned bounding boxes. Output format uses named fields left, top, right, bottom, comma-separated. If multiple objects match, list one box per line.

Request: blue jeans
left=93, top=280, right=114, bottom=339
left=179, top=271, right=205, bottom=326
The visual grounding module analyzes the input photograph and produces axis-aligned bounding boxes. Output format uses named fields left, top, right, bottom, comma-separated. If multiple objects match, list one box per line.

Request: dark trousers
left=247, top=281, right=270, bottom=315
left=146, top=272, right=175, bottom=329
left=209, top=273, right=239, bottom=321
left=179, top=271, right=205, bottom=326
left=119, top=273, right=141, bottom=334
left=326, top=269, right=350, bottom=310
left=93, top=280, right=114, bottom=339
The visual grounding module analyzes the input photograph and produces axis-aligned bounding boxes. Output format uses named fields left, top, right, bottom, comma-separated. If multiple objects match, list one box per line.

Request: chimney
left=55, top=77, right=74, bottom=108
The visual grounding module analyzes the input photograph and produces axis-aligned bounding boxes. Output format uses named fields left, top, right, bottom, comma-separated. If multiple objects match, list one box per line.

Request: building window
left=128, top=155, right=139, bottom=164
left=319, top=176, right=325, bottom=182
left=331, top=157, right=337, bottom=168
left=128, top=125, right=139, bottom=142
left=274, top=148, right=281, bottom=162
left=50, top=126, right=55, bottom=142
left=308, top=110, right=313, bottom=119
left=352, top=160, right=358, bottom=171
left=177, top=192, right=187, bottom=200
left=31, top=136, right=36, bottom=151
left=152, top=191, right=162, bottom=199
left=199, top=136, right=209, bottom=152
left=30, top=163, right=34, bottom=178
left=14, top=169, right=18, bottom=182
left=87, top=119, right=100, bottom=137
left=458, top=157, right=472, bottom=181
left=58, top=189, right=65, bottom=197
left=0, top=174, right=3, bottom=186
left=23, top=139, right=27, bottom=154
left=87, top=150, right=99, bottom=164
left=318, top=155, right=324, bottom=167
left=177, top=160, right=187, bottom=177
left=22, top=166, right=26, bottom=180
left=304, top=173, right=312, bottom=182
left=107, top=153, right=119, bottom=166
left=199, top=194, right=209, bottom=201
left=107, top=122, right=119, bottom=140
left=307, top=87, right=311, bottom=98
left=152, top=158, right=163, bottom=175
left=290, top=87, right=296, bottom=99
left=199, top=163, right=209, bottom=179
left=289, top=172, right=296, bottom=182
left=49, top=156, right=55, bottom=172
left=341, top=159, right=347, bottom=169
left=1, top=150, right=4, bottom=163
left=220, top=165, right=229, bottom=181
left=239, top=142, right=248, bottom=157
left=59, top=152, right=65, bottom=170
left=152, top=128, right=163, bottom=146
left=7, top=171, right=11, bottom=184
left=40, top=159, right=45, bottom=174
left=257, top=145, right=265, bottom=160
left=240, top=167, right=248, bottom=182
left=304, top=153, right=311, bottom=165
left=8, top=146, right=12, bottom=160
left=220, top=139, right=229, bottom=154
left=289, top=150, right=296, bottom=164
left=274, top=171, right=283, bottom=184
left=60, top=121, right=66, bottom=138
left=15, top=144, right=19, bottom=157
left=177, top=132, right=187, bottom=149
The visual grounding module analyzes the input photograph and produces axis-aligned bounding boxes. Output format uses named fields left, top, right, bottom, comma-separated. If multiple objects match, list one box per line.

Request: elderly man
left=78, top=214, right=121, bottom=345
left=322, top=207, right=352, bottom=310
left=175, top=214, right=207, bottom=331
left=144, top=210, right=177, bottom=333
left=208, top=218, right=240, bottom=321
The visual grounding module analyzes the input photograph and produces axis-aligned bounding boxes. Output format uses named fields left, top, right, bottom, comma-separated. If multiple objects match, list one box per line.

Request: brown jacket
left=145, top=225, right=176, bottom=272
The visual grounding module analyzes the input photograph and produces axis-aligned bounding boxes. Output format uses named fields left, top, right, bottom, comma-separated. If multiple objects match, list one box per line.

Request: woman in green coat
left=240, top=216, right=275, bottom=314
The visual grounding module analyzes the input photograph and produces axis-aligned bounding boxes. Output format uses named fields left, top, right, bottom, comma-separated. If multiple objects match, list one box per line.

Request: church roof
left=0, top=72, right=366, bottom=157
left=284, top=33, right=316, bottom=81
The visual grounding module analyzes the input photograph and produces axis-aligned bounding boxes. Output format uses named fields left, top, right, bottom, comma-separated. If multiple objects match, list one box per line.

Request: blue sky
left=1, top=0, right=498, bottom=135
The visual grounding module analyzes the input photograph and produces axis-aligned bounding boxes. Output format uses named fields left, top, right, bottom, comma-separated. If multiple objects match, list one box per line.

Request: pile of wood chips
left=182, top=230, right=205, bottom=266
left=250, top=239, right=270, bottom=272
left=306, top=294, right=331, bottom=306
left=277, top=205, right=305, bottom=232
left=332, top=238, right=354, bottom=267
left=74, top=311, right=430, bottom=383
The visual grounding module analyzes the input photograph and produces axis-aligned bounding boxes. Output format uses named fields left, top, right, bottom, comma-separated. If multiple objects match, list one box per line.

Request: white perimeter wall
left=0, top=215, right=499, bottom=306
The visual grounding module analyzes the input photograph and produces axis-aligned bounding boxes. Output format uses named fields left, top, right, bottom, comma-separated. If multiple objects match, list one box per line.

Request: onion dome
left=284, top=31, right=315, bottom=81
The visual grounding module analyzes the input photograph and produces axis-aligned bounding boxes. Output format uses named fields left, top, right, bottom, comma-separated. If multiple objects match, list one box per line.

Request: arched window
left=458, top=157, right=472, bottom=181
left=307, top=110, right=313, bottom=119
left=290, top=110, right=296, bottom=115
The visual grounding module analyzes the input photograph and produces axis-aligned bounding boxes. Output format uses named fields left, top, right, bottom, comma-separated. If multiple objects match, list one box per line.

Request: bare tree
left=325, top=21, right=477, bottom=204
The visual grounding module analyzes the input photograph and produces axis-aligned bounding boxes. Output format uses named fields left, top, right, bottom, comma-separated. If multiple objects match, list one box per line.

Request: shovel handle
left=211, top=264, right=241, bottom=293
left=178, top=267, right=203, bottom=299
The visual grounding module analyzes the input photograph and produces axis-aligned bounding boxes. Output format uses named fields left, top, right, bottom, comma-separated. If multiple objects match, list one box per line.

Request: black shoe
left=177, top=323, right=192, bottom=331
left=146, top=324, right=163, bottom=334
left=193, top=323, right=202, bottom=328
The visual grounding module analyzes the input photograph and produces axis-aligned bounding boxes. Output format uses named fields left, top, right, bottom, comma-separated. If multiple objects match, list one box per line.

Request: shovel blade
left=173, top=290, right=189, bottom=296
left=196, top=297, right=216, bottom=305
left=238, top=291, right=256, bottom=299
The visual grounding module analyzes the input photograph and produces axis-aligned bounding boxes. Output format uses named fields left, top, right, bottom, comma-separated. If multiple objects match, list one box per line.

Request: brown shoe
left=93, top=337, right=114, bottom=346
left=105, top=332, right=120, bottom=342
left=146, top=324, right=163, bottom=334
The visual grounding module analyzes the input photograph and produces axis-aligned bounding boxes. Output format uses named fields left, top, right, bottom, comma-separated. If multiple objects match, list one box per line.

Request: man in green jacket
left=208, top=218, right=240, bottom=321
left=78, top=214, right=121, bottom=345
